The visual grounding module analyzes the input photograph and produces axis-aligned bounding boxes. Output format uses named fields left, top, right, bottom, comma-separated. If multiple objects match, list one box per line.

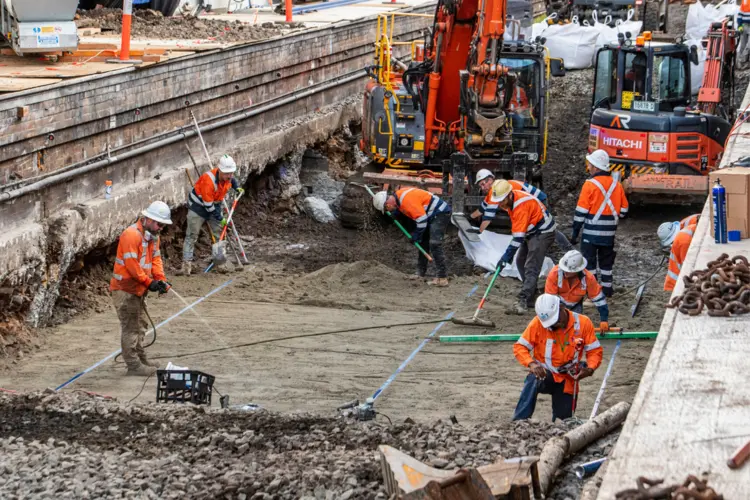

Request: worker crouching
left=513, top=294, right=603, bottom=421
left=179, top=155, right=244, bottom=275
left=545, top=250, right=610, bottom=332
left=658, top=219, right=697, bottom=292
left=110, top=201, right=173, bottom=376
left=373, top=187, right=451, bottom=286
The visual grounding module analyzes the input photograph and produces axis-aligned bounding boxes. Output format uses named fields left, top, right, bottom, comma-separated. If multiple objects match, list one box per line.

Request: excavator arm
left=697, top=17, right=737, bottom=120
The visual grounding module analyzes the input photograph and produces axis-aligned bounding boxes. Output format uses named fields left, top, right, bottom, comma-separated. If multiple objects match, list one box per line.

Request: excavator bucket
left=379, top=445, right=542, bottom=499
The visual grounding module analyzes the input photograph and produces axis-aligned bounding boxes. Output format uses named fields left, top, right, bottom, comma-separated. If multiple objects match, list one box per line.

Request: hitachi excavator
left=341, top=0, right=564, bottom=232
left=588, top=19, right=737, bottom=204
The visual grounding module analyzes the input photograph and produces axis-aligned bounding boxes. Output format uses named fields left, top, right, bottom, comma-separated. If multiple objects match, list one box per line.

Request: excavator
left=588, top=19, right=737, bottom=204
left=341, top=0, right=564, bottom=232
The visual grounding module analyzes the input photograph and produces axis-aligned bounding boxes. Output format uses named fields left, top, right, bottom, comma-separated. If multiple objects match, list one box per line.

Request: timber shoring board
left=0, top=77, right=62, bottom=92
left=597, top=90, right=750, bottom=498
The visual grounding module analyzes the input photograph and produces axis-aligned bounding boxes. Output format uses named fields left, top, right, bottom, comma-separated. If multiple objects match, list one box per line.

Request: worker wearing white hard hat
left=110, top=201, right=173, bottom=376
left=545, top=250, right=609, bottom=331
left=571, top=149, right=629, bottom=297
left=372, top=187, right=452, bottom=286
left=179, top=154, right=244, bottom=276
left=512, top=294, right=603, bottom=421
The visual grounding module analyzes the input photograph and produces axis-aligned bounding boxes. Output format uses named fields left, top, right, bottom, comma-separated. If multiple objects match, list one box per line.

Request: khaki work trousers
left=112, top=290, right=150, bottom=368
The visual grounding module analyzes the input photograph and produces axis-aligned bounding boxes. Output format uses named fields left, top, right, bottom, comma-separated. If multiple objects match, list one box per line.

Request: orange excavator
left=588, top=19, right=737, bottom=204
left=341, top=1, right=563, bottom=231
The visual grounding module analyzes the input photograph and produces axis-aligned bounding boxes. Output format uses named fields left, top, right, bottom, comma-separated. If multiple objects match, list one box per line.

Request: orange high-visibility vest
left=394, top=187, right=450, bottom=228
left=545, top=265, right=606, bottom=309
left=679, top=213, right=700, bottom=229
left=572, top=172, right=629, bottom=246
left=664, top=224, right=696, bottom=292
left=742, top=0, right=750, bottom=13
left=189, top=168, right=233, bottom=219
left=514, top=311, right=603, bottom=394
left=110, top=220, right=166, bottom=297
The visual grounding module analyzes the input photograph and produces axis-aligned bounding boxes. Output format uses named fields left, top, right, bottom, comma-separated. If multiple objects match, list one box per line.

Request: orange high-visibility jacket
left=188, top=168, right=237, bottom=221
left=545, top=265, right=607, bottom=309
left=679, top=213, right=700, bottom=229
left=499, top=190, right=556, bottom=264
left=664, top=223, right=696, bottom=292
left=509, top=86, right=529, bottom=112
left=394, top=187, right=450, bottom=240
left=514, top=312, right=603, bottom=394
left=110, top=220, right=166, bottom=297
left=572, top=172, right=629, bottom=246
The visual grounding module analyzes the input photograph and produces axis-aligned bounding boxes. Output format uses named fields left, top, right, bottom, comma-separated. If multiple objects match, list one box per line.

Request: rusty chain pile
left=666, top=254, right=750, bottom=317
left=615, top=475, right=723, bottom=499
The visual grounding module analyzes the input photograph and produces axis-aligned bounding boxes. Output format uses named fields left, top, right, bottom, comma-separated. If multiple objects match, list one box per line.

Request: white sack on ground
left=458, top=230, right=554, bottom=281
left=539, top=21, right=600, bottom=69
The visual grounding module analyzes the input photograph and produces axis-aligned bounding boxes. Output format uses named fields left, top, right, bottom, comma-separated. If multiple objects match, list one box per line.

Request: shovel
left=205, top=191, right=244, bottom=273
left=451, top=262, right=505, bottom=328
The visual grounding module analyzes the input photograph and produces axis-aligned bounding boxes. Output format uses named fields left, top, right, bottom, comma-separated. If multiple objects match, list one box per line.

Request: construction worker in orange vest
left=739, top=0, right=750, bottom=66
left=492, top=179, right=557, bottom=314
left=658, top=220, right=697, bottom=292
left=373, top=187, right=451, bottom=286
left=679, top=213, right=700, bottom=230
left=545, top=250, right=609, bottom=332
left=571, top=149, right=628, bottom=297
left=110, top=201, right=173, bottom=376
left=513, top=294, right=603, bottom=421
left=178, top=155, right=244, bottom=276
left=470, top=170, right=574, bottom=252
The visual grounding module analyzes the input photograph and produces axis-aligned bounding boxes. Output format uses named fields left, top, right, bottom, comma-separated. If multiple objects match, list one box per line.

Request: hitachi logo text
left=602, top=137, right=643, bottom=149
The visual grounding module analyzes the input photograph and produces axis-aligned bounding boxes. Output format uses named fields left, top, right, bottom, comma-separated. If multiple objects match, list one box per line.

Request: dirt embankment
left=76, top=8, right=301, bottom=41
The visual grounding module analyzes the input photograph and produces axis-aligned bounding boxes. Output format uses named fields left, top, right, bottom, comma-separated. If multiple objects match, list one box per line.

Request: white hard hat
left=142, top=201, right=172, bottom=225
left=657, top=221, right=679, bottom=248
left=586, top=149, right=610, bottom=171
left=373, top=190, right=388, bottom=213
left=535, top=293, right=561, bottom=329
left=475, top=169, right=494, bottom=184
left=559, top=250, right=588, bottom=274
left=218, top=154, right=237, bottom=174
left=490, top=179, right=513, bottom=202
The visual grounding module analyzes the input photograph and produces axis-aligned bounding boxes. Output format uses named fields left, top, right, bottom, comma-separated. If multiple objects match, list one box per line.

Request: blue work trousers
left=512, top=370, right=574, bottom=422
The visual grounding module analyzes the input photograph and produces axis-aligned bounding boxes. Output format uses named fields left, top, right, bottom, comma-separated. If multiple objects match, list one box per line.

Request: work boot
left=175, top=261, right=192, bottom=276
left=408, top=274, right=425, bottom=281
left=125, top=364, right=157, bottom=377
left=507, top=300, right=527, bottom=315
left=428, top=277, right=449, bottom=287
left=139, top=357, right=161, bottom=369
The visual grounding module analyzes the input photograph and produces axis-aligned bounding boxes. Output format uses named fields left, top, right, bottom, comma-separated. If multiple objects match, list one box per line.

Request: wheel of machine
left=340, top=181, right=372, bottom=229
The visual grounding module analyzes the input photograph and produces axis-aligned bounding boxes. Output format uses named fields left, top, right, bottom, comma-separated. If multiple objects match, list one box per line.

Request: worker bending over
left=571, top=150, right=628, bottom=297
left=493, top=180, right=557, bottom=314
left=513, top=294, right=603, bottom=421
left=179, top=155, right=244, bottom=276
left=110, top=201, right=173, bottom=376
left=373, top=187, right=451, bottom=286
left=658, top=220, right=697, bottom=292
left=545, top=250, right=609, bottom=332
left=470, top=170, right=572, bottom=251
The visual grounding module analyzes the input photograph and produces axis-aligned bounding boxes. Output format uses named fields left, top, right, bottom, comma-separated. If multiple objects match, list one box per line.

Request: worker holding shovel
left=373, top=188, right=451, bottom=286
left=178, top=154, right=244, bottom=275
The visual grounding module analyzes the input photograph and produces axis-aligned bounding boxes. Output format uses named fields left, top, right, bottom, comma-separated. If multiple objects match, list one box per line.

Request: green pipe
left=361, top=184, right=433, bottom=262
left=438, top=332, right=659, bottom=343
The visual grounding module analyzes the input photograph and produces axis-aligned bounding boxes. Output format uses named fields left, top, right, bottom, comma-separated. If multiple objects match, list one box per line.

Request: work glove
left=147, top=280, right=161, bottom=293
left=220, top=218, right=228, bottom=227
left=573, top=366, right=595, bottom=381
left=599, top=321, right=610, bottom=333
left=150, top=280, right=171, bottom=295
left=236, top=187, right=245, bottom=196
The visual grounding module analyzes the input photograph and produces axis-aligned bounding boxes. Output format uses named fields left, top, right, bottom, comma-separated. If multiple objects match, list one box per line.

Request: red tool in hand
left=219, top=190, right=243, bottom=242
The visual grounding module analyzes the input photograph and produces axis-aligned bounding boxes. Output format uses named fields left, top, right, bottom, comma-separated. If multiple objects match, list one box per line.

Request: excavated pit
left=2, top=49, right=750, bottom=499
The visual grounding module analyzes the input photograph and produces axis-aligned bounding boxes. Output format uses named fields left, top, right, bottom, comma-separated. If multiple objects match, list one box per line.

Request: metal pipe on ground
left=0, top=70, right=367, bottom=203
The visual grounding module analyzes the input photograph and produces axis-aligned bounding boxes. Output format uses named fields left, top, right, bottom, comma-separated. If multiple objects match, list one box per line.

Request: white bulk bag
left=540, top=20, right=600, bottom=69
left=458, top=230, right=554, bottom=281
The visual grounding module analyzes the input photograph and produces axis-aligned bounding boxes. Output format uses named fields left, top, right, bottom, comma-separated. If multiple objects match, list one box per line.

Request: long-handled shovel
left=205, top=190, right=244, bottom=273
left=451, top=262, right=505, bottom=328
left=189, top=111, right=250, bottom=265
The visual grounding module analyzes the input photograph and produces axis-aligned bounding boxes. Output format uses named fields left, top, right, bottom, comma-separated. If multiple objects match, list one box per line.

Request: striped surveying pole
left=120, top=0, right=133, bottom=61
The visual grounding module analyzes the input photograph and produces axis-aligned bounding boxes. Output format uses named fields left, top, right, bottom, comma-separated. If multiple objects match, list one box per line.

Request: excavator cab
left=588, top=30, right=734, bottom=203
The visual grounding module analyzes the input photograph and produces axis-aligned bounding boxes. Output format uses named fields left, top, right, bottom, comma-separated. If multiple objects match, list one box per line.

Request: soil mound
left=305, top=260, right=406, bottom=287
